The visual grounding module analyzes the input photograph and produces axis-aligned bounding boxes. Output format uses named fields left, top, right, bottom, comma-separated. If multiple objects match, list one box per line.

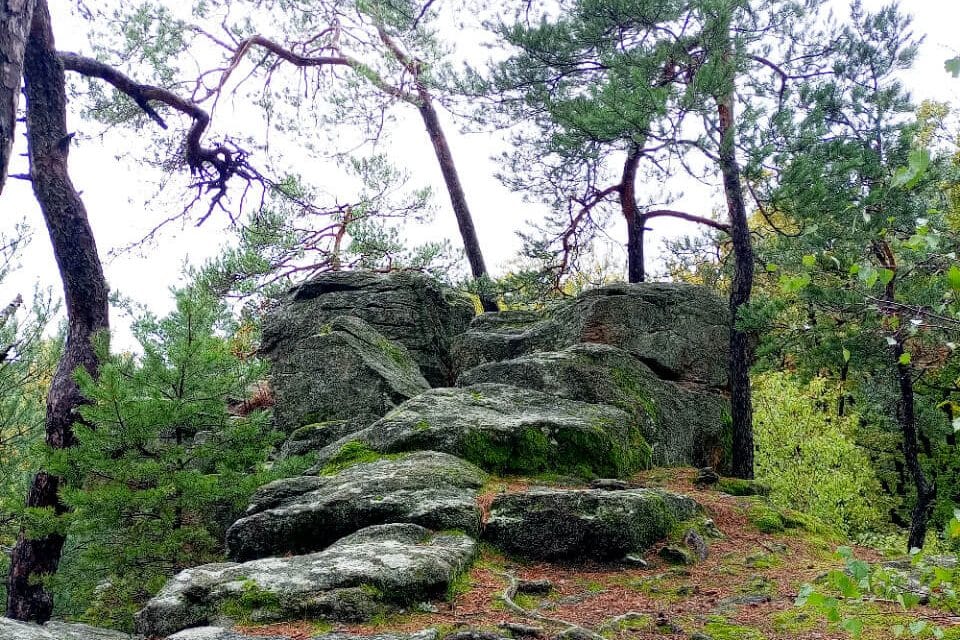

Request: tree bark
left=0, top=0, right=35, bottom=194
left=619, top=145, right=644, bottom=283
left=415, top=91, right=496, bottom=312
left=892, top=341, right=936, bottom=550
left=717, top=93, right=756, bottom=480
left=6, top=0, right=110, bottom=622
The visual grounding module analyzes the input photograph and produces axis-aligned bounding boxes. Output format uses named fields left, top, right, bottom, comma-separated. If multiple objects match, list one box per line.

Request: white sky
left=0, top=0, right=957, bottom=347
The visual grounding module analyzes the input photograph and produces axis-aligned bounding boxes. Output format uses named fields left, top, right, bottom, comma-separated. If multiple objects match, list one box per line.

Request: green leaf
left=947, top=56, right=960, bottom=78
left=878, top=268, right=895, bottom=286
left=802, top=254, right=817, bottom=268
left=766, top=263, right=779, bottom=273
left=899, top=352, right=912, bottom=366
left=891, top=148, right=931, bottom=190
left=841, top=618, right=864, bottom=637
left=909, top=620, right=927, bottom=635
left=842, top=348, right=851, bottom=363
left=946, top=265, right=960, bottom=292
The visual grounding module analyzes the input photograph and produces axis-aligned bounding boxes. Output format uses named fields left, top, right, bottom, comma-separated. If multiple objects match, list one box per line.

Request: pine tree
left=46, top=288, right=296, bottom=629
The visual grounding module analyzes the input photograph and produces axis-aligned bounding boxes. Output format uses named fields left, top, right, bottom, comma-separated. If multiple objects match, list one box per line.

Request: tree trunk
left=0, top=0, right=36, bottom=194
left=717, top=94, right=755, bottom=480
left=620, top=145, right=644, bottom=283
left=415, top=91, right=496, bottom=312
left=893, top=343, right=935, bottom=550
left=6, top=0, right=110, bottom=621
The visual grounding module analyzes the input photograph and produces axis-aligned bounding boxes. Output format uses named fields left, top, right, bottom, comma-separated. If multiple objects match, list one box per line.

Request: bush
left=753, top=372, right=891, bottom=535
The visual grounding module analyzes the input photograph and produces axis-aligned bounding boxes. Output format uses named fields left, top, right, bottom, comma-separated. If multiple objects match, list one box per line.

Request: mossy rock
left=716, top=477, right=771, bottom=497
left=265, top=315, right=430, bottom=433
left=313, top=384, right=651, bottom=478
left=483, top=488, right=702, bottom=561
left=136, top=524, right=478, bottom=638
left=458, top=344, right=730, bottom=469
left=226, top=451, right=485, bottom=561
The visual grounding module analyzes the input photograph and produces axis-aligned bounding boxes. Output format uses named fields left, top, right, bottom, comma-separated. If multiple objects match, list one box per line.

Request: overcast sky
left=0, top=0, right=957, bottom=347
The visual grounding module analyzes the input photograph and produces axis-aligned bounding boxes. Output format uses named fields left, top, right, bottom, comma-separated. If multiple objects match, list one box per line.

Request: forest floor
left=237, top=468, right=958, bottom=640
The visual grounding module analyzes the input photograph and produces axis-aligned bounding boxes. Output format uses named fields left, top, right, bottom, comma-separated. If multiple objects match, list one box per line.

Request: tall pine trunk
left=0, top=0, right=36, bottom=194
left=717, top=93, right=755, bottom=480
left=6, top=0, right=110, bottom=621
left=620, top=145, right=644, bottom=283
left=415, top=90, right=496, bottom=312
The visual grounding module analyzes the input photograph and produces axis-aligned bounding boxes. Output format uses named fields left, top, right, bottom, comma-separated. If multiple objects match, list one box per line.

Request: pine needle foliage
left=47, top=288, right=297, bottom=629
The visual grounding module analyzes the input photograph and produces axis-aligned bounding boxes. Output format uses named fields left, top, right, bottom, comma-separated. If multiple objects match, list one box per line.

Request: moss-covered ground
left=234, top=468, right=959, bottom=640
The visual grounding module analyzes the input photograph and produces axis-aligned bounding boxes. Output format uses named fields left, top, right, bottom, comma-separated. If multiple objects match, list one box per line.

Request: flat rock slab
left=483, top=488, right=702, bottom=561
left=227, top=451, right=486, bottom=560
left=459, top=344, right=729, bottom=468
left=136, top=524, right=477, bottom=638
left=315, top=383, right=650, bottom=478
left=266, top=315, right=430, bottom=433
left=0, top=620, right=130, bottom=640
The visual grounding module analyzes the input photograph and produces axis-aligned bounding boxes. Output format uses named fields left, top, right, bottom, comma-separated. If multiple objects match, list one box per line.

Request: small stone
left=416, top=602, right=440, bottom=613
left=683, top=529, right=709, bottom=562
left=555, top=628, right=597, bottom=640
left=590, top=478, right=629, bottom=490
left=658, top=545, right=693, bottom=565
left=446, top=632, right=510, bottom=640
left=623, top=554, right=649, bottom=568
left=694, top=467, right=720, bottom=487
left=701, top=518, right=724, bottom=539
left=499, top=622, right=544, bottom=637
left=517, top=579, right=554, bottom=595
left=689, top=633, right=715, bottom=640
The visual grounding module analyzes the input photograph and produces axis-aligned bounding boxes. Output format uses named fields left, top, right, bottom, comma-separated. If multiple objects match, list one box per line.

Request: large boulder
left=452, top=283, right=729, bottom=387
left=314, top=383, right=651, bottom=478
left=483, top=488, right=701, bottom=561
left=0, top=620, right=130, bottom=640
left=135, top=524, right=477, bottom=638
left=226, top=451, right=486, bottom=561
left=265, top=315, right=430, bottom=433
left=263, top=271, right=475, bottom=389
left=458, top=344, right=729, bottom=468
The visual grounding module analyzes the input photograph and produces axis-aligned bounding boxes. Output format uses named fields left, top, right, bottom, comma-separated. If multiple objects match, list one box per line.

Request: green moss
left=359, top=583, right=384, bottom=598
left=375, top=336, right=408, bottom=366
left=702, top=616, right=767, bottom=640
left=771, top=609, right=817, bottom=635
left=747, top=502, right=786, bottom=534
left=610, top=367, right=658, bottom=421
left=219, top=579, right=282, bottom=623
left=717, top=477, right=771, bottom=497
left=460, top=422, right=650, bottom=478
left=414, top=419, right=431, bottom=432
left=445, top=569, right=472, bottom=601
left=744, top=551, right=783, bottom=569
left=320, top=441, right=400, bottom=475
left=317, top=323, right=333, bottom=336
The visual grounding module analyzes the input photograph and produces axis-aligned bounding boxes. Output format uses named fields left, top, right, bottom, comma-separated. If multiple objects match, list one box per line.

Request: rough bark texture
left=0, top=0, right=35, bottom=193
left=416, top=92, right=496, bottom=312
left=893, top=342, right=935, bottom=550
left=6, top=0, right=110, bottom=622
left=619, top=145, right=644, bottom=283
left=717, top=95, right=755, bottom=480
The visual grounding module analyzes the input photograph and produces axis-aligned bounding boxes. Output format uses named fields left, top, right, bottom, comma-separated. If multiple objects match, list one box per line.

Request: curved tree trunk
left=717, top=93, right=755, bottom=480
left=0, top=0, right=36, bottom=194
left=6, top=0, right=110, bottom=621
left=415, top=91, right=496, bottom=312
